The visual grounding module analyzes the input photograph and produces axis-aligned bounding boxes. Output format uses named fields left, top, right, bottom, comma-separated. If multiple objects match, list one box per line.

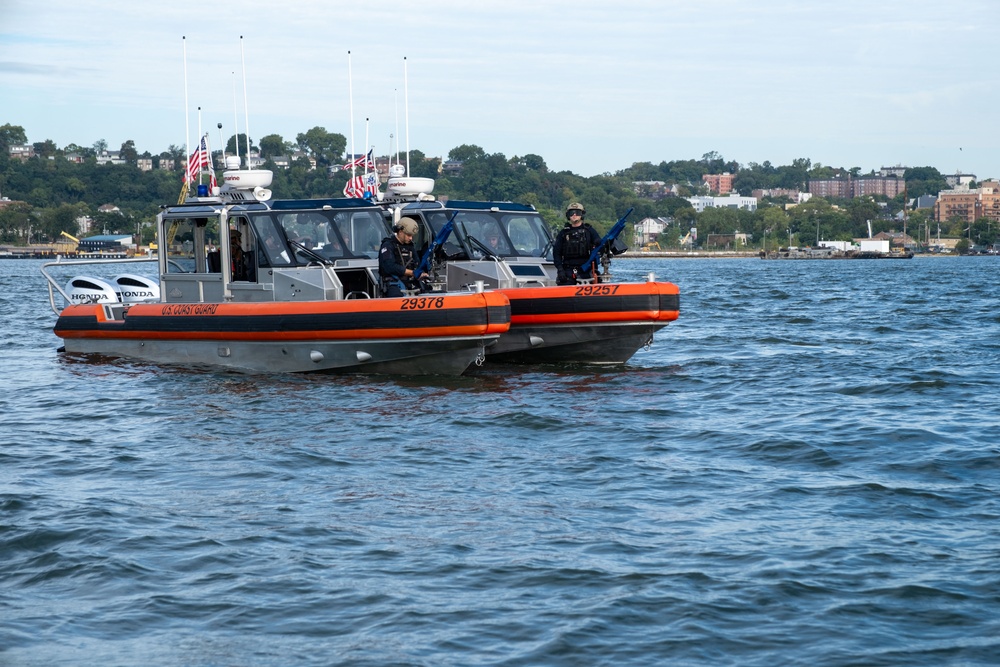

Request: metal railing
left=40, top=255, right=161, bottom=315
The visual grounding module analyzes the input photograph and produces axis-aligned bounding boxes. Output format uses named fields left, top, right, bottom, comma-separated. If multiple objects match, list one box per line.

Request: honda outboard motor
left=114, top=274, right=160, bottom=303
left=64, top=276, right=120, bottom=305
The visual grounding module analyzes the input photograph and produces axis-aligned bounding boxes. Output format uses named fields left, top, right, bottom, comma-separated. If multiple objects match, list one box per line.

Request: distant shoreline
left=619, top=251, right=964, bottom=259
left=0, top=249, right=968, bottom=261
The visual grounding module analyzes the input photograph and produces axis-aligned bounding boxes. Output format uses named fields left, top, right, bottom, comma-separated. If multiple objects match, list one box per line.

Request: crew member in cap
left=379, top=216, right=421, bottom=297
left=553, top=202, right=602, bottom=285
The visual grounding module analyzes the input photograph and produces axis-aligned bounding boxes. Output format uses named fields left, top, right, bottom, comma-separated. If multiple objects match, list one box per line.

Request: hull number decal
left=574, top=285, right=621, bottom=296
left=400, top=296, right=446, bottom=310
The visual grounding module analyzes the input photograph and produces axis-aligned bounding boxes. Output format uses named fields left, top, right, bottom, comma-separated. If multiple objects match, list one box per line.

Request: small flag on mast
left=361, top=171, right=379, bottom=198
left=185, top=134, right=215, bottom=185
left=342, top=148, right=375, bottom=172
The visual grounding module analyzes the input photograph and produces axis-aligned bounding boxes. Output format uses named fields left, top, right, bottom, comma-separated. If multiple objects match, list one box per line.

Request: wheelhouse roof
left=400, top=200, right=538, bottom=213
left=162, top=197, right=382, bottom=218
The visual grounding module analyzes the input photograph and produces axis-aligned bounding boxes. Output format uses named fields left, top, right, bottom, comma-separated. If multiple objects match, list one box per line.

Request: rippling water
left=3, top=257, right=999, bottom=666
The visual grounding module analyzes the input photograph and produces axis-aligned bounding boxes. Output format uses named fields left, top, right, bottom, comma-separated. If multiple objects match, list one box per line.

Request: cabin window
left=504, top=214, right=550, bottom=257
left=250, top=217, right=293, bottom=267
left=162, top=217, right=220, bottom=273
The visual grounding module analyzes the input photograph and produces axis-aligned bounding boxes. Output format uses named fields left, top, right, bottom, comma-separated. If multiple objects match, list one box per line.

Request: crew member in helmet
left=379, top=216, right=421, bottom=297
left=552, top=202, right=602, bottom=285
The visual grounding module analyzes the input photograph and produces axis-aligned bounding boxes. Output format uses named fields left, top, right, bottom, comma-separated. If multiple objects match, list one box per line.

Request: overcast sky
left=3, top=0, right=997, bottom=178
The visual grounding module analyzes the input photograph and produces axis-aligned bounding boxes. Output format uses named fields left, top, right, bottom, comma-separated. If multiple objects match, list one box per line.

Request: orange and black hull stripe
left=55, top=292, right=511, bottom=342
left=500, top=282, right=680, bottom=326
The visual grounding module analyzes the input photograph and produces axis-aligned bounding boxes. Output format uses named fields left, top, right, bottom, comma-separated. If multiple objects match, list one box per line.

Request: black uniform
left=378, top=235, right=418, bottom=297
left=552, top=222, right=602, bottom=285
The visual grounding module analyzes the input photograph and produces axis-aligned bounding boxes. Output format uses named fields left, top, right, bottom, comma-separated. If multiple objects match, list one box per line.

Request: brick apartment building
left=701, top=172, right=734, bottom=194
left=934, top=189, right=980, bottom=224
left=935, top=180, right=1000, bottom=224
left=808, top=175, right=904, bottom=199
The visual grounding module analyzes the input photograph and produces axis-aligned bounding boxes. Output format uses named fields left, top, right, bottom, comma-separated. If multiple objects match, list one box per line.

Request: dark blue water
left=3, top=257, right=999, bottom=666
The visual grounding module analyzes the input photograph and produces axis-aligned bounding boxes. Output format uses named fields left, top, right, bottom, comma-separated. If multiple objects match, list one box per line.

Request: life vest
left=561, top=225, right=592, bottom=260
left=380, top=236, right=418, bottom=289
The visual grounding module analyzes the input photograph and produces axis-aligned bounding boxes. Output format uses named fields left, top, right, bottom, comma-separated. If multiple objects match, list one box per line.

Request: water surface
left=2, top=257, right=998, bottom=666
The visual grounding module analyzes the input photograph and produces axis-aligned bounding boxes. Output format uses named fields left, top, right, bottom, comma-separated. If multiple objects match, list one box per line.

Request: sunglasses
left=568, top=210, right=583, bottom=217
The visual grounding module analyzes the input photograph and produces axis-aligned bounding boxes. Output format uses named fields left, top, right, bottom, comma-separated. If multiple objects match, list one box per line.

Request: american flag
left=343, top=175, right=365, bottom=198
left=342, top=148, right=375, bottom=172
left=185, top=135, right=214, bottom=185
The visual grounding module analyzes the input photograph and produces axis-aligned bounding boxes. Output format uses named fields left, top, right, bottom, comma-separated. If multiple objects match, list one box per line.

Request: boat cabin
left=392, top=200, right=557, bottom=291
left=158, top=198, right=388, bottom=303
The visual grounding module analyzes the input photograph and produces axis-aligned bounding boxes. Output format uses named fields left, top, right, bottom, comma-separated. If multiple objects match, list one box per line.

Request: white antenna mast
left=183, top=36, right=190, bottom=182
left=364, top=118, right=370, bottom=177
left=240, top=36, right=252, bottom=170
left=404, top=56, right=410, bottom=177
left=196, top=106, right=203, bottom=185
left=394, top=88, right=400, bottom=166
left=348, top=51, right=356, bottom=178
left=231, top=72, right=240, bottom=164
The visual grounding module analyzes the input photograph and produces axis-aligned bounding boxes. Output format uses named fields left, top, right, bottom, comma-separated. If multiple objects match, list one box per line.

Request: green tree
left=0, top=124, right=27, bottom=151
left=259, top=133, right=289, bottom=159
left=119, top=140, right=138, bottom=165
left=295, top=127, right=346, bottom=168
left=448, top=144, right=486, bottom=163
left=904, top=166, right=948, bottom=199
left=402, top=150, right=440, bottom=179
left=39, top=203, right=85, bottom=241
left=0, top=201, right=32, bottom=243
left=759, top=207, right=790, bottom=249
left=33, top=139, right=58, bottom=159
left=845, top=196, right=881, bottom=236
left=65, top=177, right=87, bottom=200
left=62, top=143, right=94, bottom=159
left=225, top=133, right=256, bottom=158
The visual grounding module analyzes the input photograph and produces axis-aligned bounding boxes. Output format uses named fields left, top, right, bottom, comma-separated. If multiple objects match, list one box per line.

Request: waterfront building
left=979, top=181, right=1000, bottom=226
left=705, top=233, right=749, bottom=249
left=634, top=217, right=670, bottom=245
left=934, top=188, right=980, bottom=224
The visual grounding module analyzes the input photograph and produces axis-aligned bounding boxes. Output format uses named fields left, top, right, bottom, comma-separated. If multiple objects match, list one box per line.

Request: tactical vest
left=382, top=237, right=417, bottom=289
left=561, top=225, right=592, bottom=260
left=397, top=241, right=415, bottom=269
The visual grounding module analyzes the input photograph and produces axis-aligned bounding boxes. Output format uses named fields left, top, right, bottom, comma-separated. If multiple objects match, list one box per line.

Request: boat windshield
left=423, top=210, right=552, bottom=259
left=255, top=209, right=386, bottom=262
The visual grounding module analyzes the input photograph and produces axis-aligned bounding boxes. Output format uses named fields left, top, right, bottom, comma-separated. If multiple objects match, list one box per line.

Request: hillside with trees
left=0, top=122, right=991, bottom=249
